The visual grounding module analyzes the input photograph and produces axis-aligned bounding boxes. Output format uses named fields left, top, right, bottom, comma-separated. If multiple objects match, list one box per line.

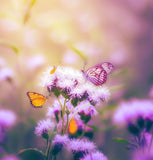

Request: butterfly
left=68, top=118, right=78, bottom=134
left=27, top=92, right=46, bottom=108
left=82, top=62, right=114, bottom=86
left=50, top=66, right=56, bottom=74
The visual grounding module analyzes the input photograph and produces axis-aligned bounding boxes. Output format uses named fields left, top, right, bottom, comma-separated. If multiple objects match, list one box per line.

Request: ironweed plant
left=19, top=65, right=110, bottom=160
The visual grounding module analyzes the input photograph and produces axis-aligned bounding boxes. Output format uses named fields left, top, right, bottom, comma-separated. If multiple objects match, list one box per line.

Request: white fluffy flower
left=113, top=99, right=153, bottom=125
left=35, top=119, right=55, bottom=136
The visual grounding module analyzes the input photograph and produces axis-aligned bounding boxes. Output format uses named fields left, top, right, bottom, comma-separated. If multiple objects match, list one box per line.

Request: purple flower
left=0, top=68, right=13, bottom=82
left=72, top=101, right=98, bottom=123
left=40, top=66, right=84, bottom=95
left=113, top=99, right=153, bottom=126
left=87, top=85, right=110, bottom=106
left=132, top=150, right=153, bottom=160
left=68, top=138, right=96, bottom=159
left=1, top=155, right=20, bottom=160
left=40, top=66, right=110, bottom=106
left=77, top=101, right=98, bottom=116
left=51, top=134, right=69, bottom=155
left=34, top=119, right=55, bottom=137
left=70, top=84, right=90, bottom=101
left=0, top=109, right=16, bottom=129
left=80, top=151, right=108, bottom=160
left=70, top=83, right=110, bottom=106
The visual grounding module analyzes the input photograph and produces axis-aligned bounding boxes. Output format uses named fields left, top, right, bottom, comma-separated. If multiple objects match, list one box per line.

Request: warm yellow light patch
left=50, top=66, right=56, bottom=74
left=68, top=118, right=78, bottom=134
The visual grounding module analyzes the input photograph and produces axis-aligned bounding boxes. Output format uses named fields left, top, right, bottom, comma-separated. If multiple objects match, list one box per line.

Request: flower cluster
left=113, top=99, right=153, bottom=158
left=0, top=109, right=17, bottom=159
left=33, top=65, right=111, bottom=159
left=40, top=66, right=110, bottom=106
left=80, top=151, right=108, bottom=160
left=113, top=99, right=153, bottom=134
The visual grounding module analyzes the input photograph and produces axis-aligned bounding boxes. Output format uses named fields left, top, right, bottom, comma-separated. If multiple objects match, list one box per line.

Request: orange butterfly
left=68, top=118, right=78, bottom=134
left=27, top=92, right=46, bottom=108
left=50, top=66, right=57, bottom=74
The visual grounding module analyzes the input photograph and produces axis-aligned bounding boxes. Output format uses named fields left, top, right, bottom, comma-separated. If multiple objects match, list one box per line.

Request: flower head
left=68, top=138, right=96, bottom=159
left=87, top=85, right=110, bottom=106
left=0, top=68, right=13, bottom=82
left=40, top=66, right=83, bottom=90
left=1, top=155, right=21, bottom=160
left=81, top=151, right=108, bottom=160
left=0, top=109, right=16, bottom=129
left=72, top=101, right=97, bottom=124
left=113, top=99, right=153, bottom=126
left=51, top=134, right=69, bottom=155
left=34, top=119, right=55, bottom=138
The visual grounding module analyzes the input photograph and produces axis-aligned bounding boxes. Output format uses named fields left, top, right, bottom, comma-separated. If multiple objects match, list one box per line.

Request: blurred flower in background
left=0, top=0, right=152, bottom=160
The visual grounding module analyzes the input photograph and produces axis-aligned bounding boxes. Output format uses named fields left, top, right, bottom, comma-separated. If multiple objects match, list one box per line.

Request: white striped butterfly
left=81, top=62, right=114, bottom=86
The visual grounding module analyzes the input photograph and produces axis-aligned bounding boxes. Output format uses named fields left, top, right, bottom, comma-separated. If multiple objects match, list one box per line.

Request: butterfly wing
left=50, top=66, right=56, bottom=74
left=27, top=92, right=46, bottom=108
left=101, top=62, right=114, bottom=74
left=86, top=65, right=107, bottom=86
left=68, top=118, right=78, bottom=134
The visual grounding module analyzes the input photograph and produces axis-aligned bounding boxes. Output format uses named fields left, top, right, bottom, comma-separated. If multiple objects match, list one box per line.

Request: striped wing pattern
left=86, top=66, right=107, bottom=86
left=101, top=62, right=114, bottom=74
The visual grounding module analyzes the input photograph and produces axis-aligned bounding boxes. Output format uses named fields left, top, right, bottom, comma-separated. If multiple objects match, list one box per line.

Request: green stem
left=46, top=139, right=52, bottom=160
left=57, top=98, right=67, bottom=134
left=57, top=98, right=64, bottom=133
left=63, top=113, right=69, bottom=134
left=80, top=124, right=87, bottom=138
left=65, top=103, right=90, bottom=133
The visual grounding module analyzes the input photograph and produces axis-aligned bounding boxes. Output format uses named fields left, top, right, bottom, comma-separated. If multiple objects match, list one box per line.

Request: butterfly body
left=27, top=92, right=46, bottom=108
left=82, top=62, right=114, bottom=86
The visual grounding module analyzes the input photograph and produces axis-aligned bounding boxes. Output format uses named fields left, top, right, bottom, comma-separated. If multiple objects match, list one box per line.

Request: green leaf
left=68, top=43, right=87, bottom=61
left=18, top=148, right=45, bottom=160
left=113, top=137, right=128, bottom=144
left=87, top=125, right=99, bottom=132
